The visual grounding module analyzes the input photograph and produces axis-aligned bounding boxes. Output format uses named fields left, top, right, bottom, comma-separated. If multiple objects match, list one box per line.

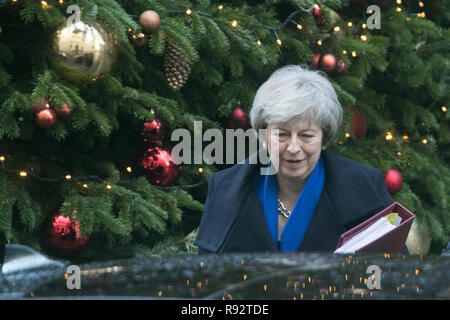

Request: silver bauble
left=49, top=21, right=117, bottom=83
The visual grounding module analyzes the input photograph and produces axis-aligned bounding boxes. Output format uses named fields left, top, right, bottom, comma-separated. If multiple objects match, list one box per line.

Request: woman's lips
left=285, top=159, right=303, bottom=166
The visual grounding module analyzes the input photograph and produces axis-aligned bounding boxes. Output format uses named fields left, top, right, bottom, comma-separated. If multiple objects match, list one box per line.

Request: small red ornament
left=321, top=54, right=337, bottom=72
left=32, top=99, right=51, bottom=114
left=45, top=214, right=90, bottom=254
left=311, top=53, right=321, bottom=69
left=140, top=147, right=182, bottom=186
left=312, top=4, right=325, bottom=25
left=54, top=103, right=72, bottom=121
left=227, top=108, right=249, bottom=130
left=35, top=108, right=58, bottom=128
left=350, top=109, right=367, bottom=139
left=336, top=60, right=348, bottom=74
left=384, top=169, right=403, bottom=195
left=141, top=118, right=165, bottom=144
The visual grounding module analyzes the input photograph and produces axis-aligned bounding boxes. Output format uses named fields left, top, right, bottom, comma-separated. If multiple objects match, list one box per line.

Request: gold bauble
left=139, top=10, right=161, bottom=34
left=49, top=21, right=117, bottom=83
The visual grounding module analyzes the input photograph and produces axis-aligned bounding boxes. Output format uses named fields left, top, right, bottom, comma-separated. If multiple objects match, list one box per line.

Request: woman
left=194, top=65, right=395, bottom=254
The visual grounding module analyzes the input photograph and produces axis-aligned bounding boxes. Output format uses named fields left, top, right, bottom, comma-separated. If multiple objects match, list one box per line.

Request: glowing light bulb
left=126, top=167, right=132, bottom=173
left=342, top=50, right=348, bottom=55
left=186, top=9, right=192, bottom=15
left=19, top=171, right=27, bottom=177
left=422, top=139, right=428, bottom=144
left=83, top=184, right=88, bottom=188
left=442, top=106, right=447, bottom=112
left=345, top=133, right=350, bottom=138
left=106, top=185, right=112, bottom=190
left=257, top=40, right=262, bottom=46
left=385, top=132, right=393, bottom=140
left=362, top=23, right=367, bottom=29
left=396, top=7, right=402, bottom=12
left=297, top=24, right=303, bottom=30
left=198, top=167, right=203, bottom=173
left=351, top=51, right=357, bottom=57
left=0, top=156, right=5, bottom=161
left=334, top=26, right=341, bottom=32
left=360, top=35, right=368, bottom=41
left=218, top=5, right=223, bottom=10
left=65, top=175, right=72, bottom=180
left=231, top=20, right=238, bottom=27
left=347, top=22, right=353, bottom=27
left=419, top=2, right=424, bottom=7
left=276, top=39, right=282, bottom=46
left=317, top=40, right=323, bottom=46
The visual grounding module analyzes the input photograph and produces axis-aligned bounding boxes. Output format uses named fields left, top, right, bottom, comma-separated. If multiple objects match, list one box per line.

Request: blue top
left=253, top=156, right=325, bottom=252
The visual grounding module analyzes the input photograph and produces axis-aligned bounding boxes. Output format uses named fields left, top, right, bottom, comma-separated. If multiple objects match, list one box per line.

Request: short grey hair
left=250, top=65, right=343, bottom=146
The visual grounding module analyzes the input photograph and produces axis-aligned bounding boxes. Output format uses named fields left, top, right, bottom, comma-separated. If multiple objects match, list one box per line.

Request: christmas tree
left=0, top=0, right=448, bottom=262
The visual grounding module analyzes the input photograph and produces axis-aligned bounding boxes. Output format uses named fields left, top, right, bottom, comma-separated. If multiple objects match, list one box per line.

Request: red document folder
left=336, top=202, right=415, bottom=254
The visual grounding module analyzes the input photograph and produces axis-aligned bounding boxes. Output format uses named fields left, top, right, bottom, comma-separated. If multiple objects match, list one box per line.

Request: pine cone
left=163, top=39, right=192, bottom=92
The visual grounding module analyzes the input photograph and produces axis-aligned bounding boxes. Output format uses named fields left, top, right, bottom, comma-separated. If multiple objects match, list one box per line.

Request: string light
left=296, top=24, right=303, bottom=30
left=317, top=40, right=323, bottom=46
left=347, top=22, right=353, bottom=27
left=333, top=26, right=341, bottom=32
left=402, top=135, right=409, bottom=142
left=342, top=50, right=348, bottom=55
left=396, top=0, right=402, bottom=4
left=198, top=168, right=203, bottom=173
left=231, top=20, right=238, bottom=27
left=421, top=139, right=428, bottom=144
left=419, top=1, right=424, bottom=7
left=41, top=1, right=48, bottom=8
left=351, top=51, right=357, bottom=57
left=396, top=7, right=402, bottom=12
left=442, top=106, right=447, bottom=112
left=106, top=184, right=112, bottom=190
left=0, top=156, right=5, bottom=162
left=65, top=175, right=72, bottom=180
left=218, top=5, right=223, bottom=10
left=257, top=40, right=262, bottom=46
left=83, top=184, right=89, bottom=189
left=276, top=39, right=282, bottom=46
left=19, top=171, right=27, bottom=177
left=59, top=0, right=63, bottom=4
left=345, top=133, right=350, bottom=138
left=362, top=23, right=367, bottom=29
left=185, top=9, right=192, bottom=15
left=360, top=35, right=368, bottom=41
left=385, top=132, right=393, bottom=141
left=126, top=167, right=132, bottom=173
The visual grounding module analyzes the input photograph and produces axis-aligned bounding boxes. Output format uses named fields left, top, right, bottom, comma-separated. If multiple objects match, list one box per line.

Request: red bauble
left=140, top=147, right=182, bottom=186
left=32, top=99, right=51, bottom=114
left=384, top=169, right=403, bottom=195
left=54, top=103, right=72, bottom=121
left=350, top=109, right=367, bottom=139
left=141, top=118, right=165, bottom=144
left=321, top=54, right=337, bottom=72
left=227, top=108, right=249, bottom=130
left=46, top=214, right=90, bottom=253
left=36, top=108, right=58, bottom=128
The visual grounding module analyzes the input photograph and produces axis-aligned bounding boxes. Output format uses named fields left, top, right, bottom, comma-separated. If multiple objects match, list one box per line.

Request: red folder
left=336, top=202, right=415, bottom=254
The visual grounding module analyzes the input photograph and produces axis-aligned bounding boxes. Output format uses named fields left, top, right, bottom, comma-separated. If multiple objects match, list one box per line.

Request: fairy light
left=419, top=1, right=424, bottom=7
left=442, top=106, right=447, bottom=112
left=198, top=167, right=203, bottom=173
left=342, top=50, right=348, bottom=55
left=397, top=152, right=402, bottom=157
left=422, top=139, right=428, bottom=144
left=333, top=26, right=341, bottom=32
left=218, top=5, right=223, bottom=10
left=41, top=1, right=48, bottom=8
left=65, top=175, right=72, bottom=180
left=402, top=135, right=409, bottom=141
left=19, top=171, right=27, bottom=177
left=385, top=132, right=393, bottom=141
left=276, top=39, right=282, bottom=46
left=317, top=40, right=323, bottom=46
left=360, top=35, right=368, bottom=42
left=347, top=22, right=353, bottom=27
left=83, top=184, right=89, bottom=189
left=185, top=9, right=192, bottom=15
left=126, top=167, right=132, bottom=173
left=396, top=7, right=402, bottom=12
left=396, top=0, right=402, bottom=4
left=351, top=51, right=357, bottom=57
left=106, top=184, right=112, bottom=190
left=345, top=133, right=350, bottom=138
left=0, top=156, right=5, bottom=162
left=257, top=40, right=262, bottom=46
left=231, top=20, right=238, bottom=27
left=362, top=23, right=367, bottom=29
left=296, top=24, right=303, bottom=30
left=59, top=0, right=63, bottom=4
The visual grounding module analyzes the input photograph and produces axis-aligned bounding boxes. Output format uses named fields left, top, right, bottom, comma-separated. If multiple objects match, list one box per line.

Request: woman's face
left=266, top=117, right=323, bottom=183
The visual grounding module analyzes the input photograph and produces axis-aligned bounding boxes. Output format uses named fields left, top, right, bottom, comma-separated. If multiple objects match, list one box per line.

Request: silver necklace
left=278, top=198, right=291, bottom=218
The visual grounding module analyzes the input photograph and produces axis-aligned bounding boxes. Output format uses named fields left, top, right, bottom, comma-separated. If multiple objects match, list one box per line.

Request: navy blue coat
left=194, top=149, right=395, bottom=254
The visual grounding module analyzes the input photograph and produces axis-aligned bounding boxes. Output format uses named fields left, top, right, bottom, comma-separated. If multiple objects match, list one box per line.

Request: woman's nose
left=287, top=136, right=301, bottom=153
